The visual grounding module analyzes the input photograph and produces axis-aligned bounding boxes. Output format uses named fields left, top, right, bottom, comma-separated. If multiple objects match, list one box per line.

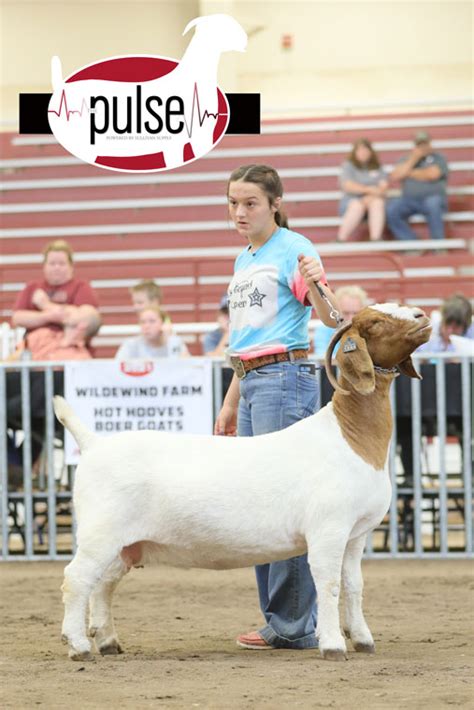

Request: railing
left=1, top=355, right=472, bottom=561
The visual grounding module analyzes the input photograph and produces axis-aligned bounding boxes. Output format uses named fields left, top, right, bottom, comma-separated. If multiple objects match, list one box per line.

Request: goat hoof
left=88, top=626, right=98, bottom=638
left=99, top=641, right=123, bottom=656
left=69, top=650, right=94, bottom=662
left=342, top=628, right=350, bottom=639
left=353, top=642, right=375, bottom=654
left=61, top=634, right=69, bottom=645
left=321, top=649, right=348, bottom=662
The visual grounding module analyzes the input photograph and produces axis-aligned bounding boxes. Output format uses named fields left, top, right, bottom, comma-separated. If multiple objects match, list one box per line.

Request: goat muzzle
left=407, top=316, right=432, bottom=338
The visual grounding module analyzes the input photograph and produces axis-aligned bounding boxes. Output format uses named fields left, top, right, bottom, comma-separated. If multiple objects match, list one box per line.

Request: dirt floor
left=0, top=560, right=473, bottom=710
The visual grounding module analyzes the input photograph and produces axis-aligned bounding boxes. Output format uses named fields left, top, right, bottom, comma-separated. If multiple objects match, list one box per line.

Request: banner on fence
left=64, top=358, right=213, bottom=464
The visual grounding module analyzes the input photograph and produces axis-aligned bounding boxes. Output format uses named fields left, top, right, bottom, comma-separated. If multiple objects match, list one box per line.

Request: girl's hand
left=214, top=405, right=238, bottom=436
left=298, top=254, right=324, bottom=285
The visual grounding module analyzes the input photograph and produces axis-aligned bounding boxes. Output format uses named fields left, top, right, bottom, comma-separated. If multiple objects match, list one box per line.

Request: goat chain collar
left=314, top=282, right=344, bottom=327
left=373, top=365, right=399, bottom=377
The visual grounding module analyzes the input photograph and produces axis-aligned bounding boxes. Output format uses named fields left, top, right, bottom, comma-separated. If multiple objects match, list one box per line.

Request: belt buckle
left=231, top=357, right=246, bottom=380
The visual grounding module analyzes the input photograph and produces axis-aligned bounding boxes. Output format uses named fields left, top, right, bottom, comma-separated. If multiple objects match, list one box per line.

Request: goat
left=55, top=303, right=431, bottom=662
left=49, top=15, right=247, bottom=170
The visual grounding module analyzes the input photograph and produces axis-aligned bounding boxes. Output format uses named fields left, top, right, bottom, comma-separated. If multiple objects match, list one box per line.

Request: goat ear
left=335, top=331, right=375, bottom=395
left=398, top=356, right=422, bottom=380
left=183, top=17, right=199, bottom=35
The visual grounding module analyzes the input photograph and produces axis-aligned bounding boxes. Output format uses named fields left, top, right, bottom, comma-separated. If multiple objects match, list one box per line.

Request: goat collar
left=373, top=364, right=399, bottom=376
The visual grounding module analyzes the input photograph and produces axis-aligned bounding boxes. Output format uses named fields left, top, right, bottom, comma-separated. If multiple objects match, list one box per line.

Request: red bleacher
left=1, top=109, right=473, bottom=356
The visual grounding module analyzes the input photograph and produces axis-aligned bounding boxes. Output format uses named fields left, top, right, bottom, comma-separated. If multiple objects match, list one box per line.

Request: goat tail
left=53, top=396, right=98, bottom=452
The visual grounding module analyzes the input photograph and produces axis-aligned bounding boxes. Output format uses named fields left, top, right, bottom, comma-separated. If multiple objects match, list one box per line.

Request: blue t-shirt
left=228, top=227, right=328, bottom=358
left=313, top=322, right=338, bottom=359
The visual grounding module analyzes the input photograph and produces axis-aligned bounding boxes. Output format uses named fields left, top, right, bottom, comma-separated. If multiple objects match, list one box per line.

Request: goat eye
left=368, top=321, right=383, bottom=332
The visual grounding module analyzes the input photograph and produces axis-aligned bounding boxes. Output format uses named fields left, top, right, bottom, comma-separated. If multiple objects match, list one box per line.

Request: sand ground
left=0, top=559, right=473, bottom=709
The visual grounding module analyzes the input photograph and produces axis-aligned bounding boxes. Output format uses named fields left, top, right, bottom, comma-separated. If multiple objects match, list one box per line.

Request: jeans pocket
left=296, top=371, right=317, bottom=418
left=251, top=365, right=284, bottom=378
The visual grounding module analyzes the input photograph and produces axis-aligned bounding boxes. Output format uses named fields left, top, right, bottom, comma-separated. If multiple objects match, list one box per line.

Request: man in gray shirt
left=387, top=131, right=449, bottom=240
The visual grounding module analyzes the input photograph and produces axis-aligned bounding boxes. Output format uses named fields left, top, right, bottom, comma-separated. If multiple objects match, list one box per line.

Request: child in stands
left=115, top=306, right=188, bottom=359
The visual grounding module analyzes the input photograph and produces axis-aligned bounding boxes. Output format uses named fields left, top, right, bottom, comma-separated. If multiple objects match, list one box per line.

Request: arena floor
left=1, top=559, right=472, bottom=709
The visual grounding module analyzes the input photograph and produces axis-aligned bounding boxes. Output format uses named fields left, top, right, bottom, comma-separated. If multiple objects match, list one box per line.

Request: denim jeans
left=386, top=193, right=447, bottom=240
left=237, top=360, right=319, bottom=649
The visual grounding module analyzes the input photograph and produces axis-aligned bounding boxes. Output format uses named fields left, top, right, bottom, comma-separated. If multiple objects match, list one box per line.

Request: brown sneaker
left=236, top=631, right=273, bottom=649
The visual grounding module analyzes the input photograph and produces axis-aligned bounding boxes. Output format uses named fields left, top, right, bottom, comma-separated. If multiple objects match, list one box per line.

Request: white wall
left=1, top=0, right=472, bottom=126
left=225, top=0, right=473, bottom=111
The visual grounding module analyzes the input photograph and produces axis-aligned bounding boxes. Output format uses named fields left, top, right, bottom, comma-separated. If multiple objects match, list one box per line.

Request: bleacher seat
left=1, top=109, right=473, bottom=356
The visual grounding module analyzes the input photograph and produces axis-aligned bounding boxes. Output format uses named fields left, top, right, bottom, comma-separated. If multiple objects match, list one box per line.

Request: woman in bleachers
left=337, top=138, right=388, bottom=242
left=12, top=239, right=100, bottom=353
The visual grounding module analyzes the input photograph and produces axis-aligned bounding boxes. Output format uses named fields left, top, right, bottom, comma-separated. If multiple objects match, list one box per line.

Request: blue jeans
left=386, top=193, right=447, bottom=240
left=237, top=360, right=319, bottom=649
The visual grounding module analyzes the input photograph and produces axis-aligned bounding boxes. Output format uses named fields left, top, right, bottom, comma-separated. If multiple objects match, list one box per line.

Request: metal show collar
left=343, top=336, right=400, bottom=377
left=373, top=365, right=400, bottom=376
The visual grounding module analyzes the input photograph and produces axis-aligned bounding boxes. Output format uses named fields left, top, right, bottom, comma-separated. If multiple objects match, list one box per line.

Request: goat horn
left=324, top=321, right=353, bottom=395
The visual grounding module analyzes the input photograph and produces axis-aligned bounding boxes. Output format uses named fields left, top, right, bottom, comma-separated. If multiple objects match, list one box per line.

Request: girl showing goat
left=215, top=164, right=339, bottom=650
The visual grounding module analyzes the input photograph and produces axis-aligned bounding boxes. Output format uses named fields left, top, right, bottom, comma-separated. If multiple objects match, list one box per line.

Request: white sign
left=64, top=359, right=214, bottom=464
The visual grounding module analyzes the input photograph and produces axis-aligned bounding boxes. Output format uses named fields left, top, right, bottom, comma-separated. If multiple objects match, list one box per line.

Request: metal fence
left=1, top=355, right=472, bottom=561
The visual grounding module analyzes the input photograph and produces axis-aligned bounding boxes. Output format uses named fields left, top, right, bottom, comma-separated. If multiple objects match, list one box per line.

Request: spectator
left=12, top=240, right=100, bottom=355
left=397, top=294, right=472, bottom=488
left=115, top=306, right=189, bottom=359
left=387, top=131, right=449, bottom=241
left=129, top=279, right=173, bottom=335
left=6, top=305, right=101, bottom=485
left=129, top=280, right=163, bottom=312
left=202, top=294, right=230, bottom=356
left=417, top=294, right=473, bottom=354
left=313, top=285, right=369, bottom=358
left=337, top=138, right=388, bottom=242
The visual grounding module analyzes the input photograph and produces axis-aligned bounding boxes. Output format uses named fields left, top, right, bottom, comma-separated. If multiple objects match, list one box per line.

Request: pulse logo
left=47, top=14, right=247, bottom=172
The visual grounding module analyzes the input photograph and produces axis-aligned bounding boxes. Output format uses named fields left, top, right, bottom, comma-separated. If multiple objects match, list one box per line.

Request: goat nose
left=413, top=308, right=426, bottom=319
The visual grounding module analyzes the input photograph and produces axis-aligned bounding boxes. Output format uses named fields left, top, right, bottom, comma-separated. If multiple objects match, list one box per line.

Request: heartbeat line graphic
left=48, top=89, right=89, bottom=120
left=183, top=83, right=227, bottom=139
left=48, top=83, right=226, bottom=136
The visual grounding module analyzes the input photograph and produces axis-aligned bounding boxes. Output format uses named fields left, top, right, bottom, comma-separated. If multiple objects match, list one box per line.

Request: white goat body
left=61, top=401, right=390, bottom=571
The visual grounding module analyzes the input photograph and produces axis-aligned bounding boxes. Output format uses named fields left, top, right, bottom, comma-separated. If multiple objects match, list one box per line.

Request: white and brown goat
left=54, top=303, right=431, bottom=662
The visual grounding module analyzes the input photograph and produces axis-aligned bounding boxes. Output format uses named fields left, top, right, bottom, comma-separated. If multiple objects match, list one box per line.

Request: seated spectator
left=337, top=139, right=388, bottom=242
left=387, top=131, right=449, bottom=241
left=313, top=285, right=369, bottom=358
left=10, top=305, right=101, bottom=361
left=12, top=239, right=100, bottom=355
left=417, top=294, right=473, bottom=354
left=115, top=306, right=189, bottom=359
left=202, top=295, right=229, bottom=357
left=5, top=305, right=100, bottom=486
left=397, top=293, right=472, bottom=487
left=129, top=279, right=173, bottom=335
left=129, top=279, right=163, bottom=312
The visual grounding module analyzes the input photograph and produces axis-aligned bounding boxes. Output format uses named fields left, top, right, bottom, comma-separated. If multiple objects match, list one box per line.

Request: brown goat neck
left=332, top=372, right=394, bottom=471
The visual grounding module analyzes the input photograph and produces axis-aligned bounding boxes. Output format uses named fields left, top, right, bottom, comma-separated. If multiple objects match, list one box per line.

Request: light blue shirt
left=313, top=323, right=338, bottom=359
left=228, top=227, right=327, bottom=358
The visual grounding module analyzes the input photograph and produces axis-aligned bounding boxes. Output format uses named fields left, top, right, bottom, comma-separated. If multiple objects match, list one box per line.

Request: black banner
left=19, top=92, right=260, bottom=135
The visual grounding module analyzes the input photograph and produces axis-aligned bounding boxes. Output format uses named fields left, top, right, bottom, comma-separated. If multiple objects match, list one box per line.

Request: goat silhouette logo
left=47, top=14, right=247, bottom=172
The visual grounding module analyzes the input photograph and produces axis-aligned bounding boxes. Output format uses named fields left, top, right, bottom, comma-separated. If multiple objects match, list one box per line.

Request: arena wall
left=1, top=0, right=472, bottom=126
